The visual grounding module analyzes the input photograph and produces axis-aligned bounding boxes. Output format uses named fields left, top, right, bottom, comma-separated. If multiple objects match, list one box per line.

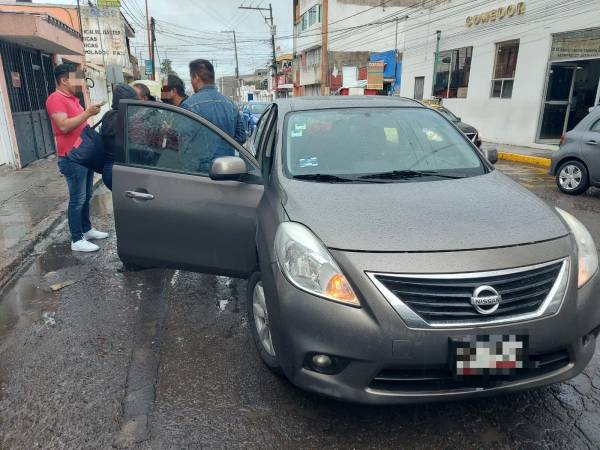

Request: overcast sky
left=38, top=0, right=293, bottom=86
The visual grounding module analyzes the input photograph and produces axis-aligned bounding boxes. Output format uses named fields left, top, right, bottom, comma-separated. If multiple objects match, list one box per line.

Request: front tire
left=247, top=272, right=282, bottom=374
left=556, top=160, right=589, bottom=195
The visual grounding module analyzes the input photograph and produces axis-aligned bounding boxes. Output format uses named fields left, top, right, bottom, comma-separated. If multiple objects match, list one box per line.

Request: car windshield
left=436, top=107, right=460, bottom=123
left=250, top=103, right=269, bottom=114
left=284, top=108, right=486, bottom=181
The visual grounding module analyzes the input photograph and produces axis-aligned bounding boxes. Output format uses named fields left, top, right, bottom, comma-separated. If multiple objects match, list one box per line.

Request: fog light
left=304, top=353, right=350, bottom=375
left=312, top=354, right=332, bottom=368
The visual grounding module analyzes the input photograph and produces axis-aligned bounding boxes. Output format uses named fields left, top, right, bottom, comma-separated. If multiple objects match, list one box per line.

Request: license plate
left=452, top=335, right=528, bottom=376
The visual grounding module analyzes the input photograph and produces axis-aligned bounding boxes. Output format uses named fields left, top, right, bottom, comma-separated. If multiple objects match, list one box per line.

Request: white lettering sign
left=81, top=6, right=130, bottom=70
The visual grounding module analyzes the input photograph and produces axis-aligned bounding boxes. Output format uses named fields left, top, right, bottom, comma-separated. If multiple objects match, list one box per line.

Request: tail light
left=559, top=133, right=566, bottom=146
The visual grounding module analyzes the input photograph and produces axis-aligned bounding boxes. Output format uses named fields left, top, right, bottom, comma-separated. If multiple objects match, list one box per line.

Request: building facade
left=0, top=5, right=83, bottom=168
left=292, top=0, right=600, bottom=148
left=293, top=0, right=415, bottom=96
left=0, top=1, right=136, bottom=168
left=400, top=0, right=600, bottom=147
left=218, top=68, right=271, bottom=102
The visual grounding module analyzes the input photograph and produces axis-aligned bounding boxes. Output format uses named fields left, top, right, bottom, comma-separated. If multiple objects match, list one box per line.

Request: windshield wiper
left=359, top=170, right=465, bottom=180
left=292, top=174, right=383, bottom=183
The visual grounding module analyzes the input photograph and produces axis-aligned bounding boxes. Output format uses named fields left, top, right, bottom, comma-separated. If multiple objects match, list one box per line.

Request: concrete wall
left=400, top=0, right=600, bottom=147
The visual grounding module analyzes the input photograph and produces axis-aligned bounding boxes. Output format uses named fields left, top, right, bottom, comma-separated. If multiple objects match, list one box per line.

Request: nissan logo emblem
left=470, top=285, right=501, bottom=315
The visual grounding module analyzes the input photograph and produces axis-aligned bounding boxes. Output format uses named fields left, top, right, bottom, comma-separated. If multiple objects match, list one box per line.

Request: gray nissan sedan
left=113, top=96, right=600, bottom=404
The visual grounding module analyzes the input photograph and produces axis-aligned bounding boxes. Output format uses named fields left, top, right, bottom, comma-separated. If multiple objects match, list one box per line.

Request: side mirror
left=483, top=147, right=498, bottom=164
left=209, top=156, right=248, bottom=181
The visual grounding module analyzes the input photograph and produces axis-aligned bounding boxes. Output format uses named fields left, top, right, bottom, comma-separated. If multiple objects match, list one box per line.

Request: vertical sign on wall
left=145, top=60, right=154, bottom=76
left=81, top=6, right=130, bottom=72
left=367, top=61, right=385, bottom=90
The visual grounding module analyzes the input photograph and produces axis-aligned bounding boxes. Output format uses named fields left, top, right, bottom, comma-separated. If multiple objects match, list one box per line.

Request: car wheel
left=556, top=160, right=589, bottom=195
left=247, top=272, right=282, bottom=374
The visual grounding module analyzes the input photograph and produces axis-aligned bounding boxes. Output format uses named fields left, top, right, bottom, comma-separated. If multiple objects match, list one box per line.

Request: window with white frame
left=305, top=47, right=321, bottom=67
left=300, top=4, right=321, bottom=31
left=491, top=40, right=519, bottom=98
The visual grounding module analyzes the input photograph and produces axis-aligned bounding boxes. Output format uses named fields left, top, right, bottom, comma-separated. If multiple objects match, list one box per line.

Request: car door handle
left=125, top=191, right=154, bottom=200
left=585, top=140, right=598, bottom=145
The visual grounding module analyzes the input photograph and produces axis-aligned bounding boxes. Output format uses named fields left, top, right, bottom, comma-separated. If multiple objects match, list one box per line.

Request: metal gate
left=0, top=41, right=56, bottom=167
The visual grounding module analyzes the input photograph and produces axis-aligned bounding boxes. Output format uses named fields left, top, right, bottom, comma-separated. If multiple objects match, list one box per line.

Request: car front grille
left=368, top=350, right=570, bottom=392
left=371, top=260, right=566, bottom=327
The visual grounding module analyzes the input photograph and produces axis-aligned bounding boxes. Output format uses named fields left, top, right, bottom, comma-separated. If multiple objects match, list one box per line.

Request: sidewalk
left=0, top=156, right=101, bottom=287
left=481, top=141, right=556, bottom=168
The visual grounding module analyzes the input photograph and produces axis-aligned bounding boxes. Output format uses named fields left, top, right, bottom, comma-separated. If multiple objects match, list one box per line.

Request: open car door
left=112, top=100, right=262, bottom=278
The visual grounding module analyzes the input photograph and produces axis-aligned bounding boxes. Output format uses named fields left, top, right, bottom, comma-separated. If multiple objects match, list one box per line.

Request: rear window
left=284, top=108, right=486, bottom=180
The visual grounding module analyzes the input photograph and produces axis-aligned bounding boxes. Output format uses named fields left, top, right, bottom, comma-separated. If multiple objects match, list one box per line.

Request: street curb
left=498, top=151, right=551, bottom=168
left=0, top=176, right=104, bottom=291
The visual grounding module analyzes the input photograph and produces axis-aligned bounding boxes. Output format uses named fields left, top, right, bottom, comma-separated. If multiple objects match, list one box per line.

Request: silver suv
left=113, top=97, right=600, bottom=404
left=550, top=106, right=600, bottom=195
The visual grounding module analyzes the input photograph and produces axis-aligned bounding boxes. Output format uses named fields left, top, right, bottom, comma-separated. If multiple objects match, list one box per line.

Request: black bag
left=67, top=121, right=105, bottom=173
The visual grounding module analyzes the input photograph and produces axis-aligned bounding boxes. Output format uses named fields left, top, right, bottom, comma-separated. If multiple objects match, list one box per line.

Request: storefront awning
left=0, top=12, right=83, bottom=55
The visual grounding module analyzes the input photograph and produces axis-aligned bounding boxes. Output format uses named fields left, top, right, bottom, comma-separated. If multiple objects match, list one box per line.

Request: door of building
left=538, top=28, right=600, bottom=143
left=538, top=64, right=578, bottom=141
left=0, top=41, right=56, bottom=167
left=414, top=76, right=425, bottom=100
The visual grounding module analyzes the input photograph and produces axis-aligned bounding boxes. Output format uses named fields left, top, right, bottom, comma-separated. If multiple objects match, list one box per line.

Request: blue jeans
left=102, top=161, right=113, bottom=191
left=58, top=157, right=93, bottom=242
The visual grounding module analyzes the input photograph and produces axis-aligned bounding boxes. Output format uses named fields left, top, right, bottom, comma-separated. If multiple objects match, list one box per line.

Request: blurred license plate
left=452, top=335, right=528, bottom=376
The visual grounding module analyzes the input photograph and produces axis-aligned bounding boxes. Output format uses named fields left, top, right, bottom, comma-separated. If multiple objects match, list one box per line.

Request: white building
left=400, top=0, right=600, bottom=147
left=292, top=0, right=600, bottom=148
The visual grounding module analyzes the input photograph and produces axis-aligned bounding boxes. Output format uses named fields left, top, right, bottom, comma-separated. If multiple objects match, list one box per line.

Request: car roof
left=274, top=96, right=423, bottom=113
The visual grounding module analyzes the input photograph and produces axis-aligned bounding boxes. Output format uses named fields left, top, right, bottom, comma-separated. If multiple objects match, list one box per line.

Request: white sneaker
left=84, top=228, right=109, bottom=240
left=71, top=239, right=100, bottom=252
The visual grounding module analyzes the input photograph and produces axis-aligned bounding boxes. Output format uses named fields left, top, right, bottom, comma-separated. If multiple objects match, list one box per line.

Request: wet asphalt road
left=1, top=162, right=600, bottom=449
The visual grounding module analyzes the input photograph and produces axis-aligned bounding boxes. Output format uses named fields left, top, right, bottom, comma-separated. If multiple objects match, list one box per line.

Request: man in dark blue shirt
left=181, top=60, right=245, bottom=170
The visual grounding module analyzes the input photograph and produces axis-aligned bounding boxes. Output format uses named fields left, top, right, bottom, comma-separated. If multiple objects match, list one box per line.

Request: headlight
left=556, top=208, right=598, bottom=288
left=275, top=222, right=360, bottom=306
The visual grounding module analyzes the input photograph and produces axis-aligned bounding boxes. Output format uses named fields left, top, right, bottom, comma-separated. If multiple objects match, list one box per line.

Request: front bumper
left=264, top=238, right=600, bottom=404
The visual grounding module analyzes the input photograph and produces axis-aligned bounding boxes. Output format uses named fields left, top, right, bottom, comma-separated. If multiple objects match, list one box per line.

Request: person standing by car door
left=46, top=64, right=109, bottom=252
left=181, top=59, right=246, bottom=164
left=100, top=83, right=138, bottom=190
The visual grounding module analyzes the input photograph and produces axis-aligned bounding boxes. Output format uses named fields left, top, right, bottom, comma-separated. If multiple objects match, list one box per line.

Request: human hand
left=86, top=103, right=102, bottom=116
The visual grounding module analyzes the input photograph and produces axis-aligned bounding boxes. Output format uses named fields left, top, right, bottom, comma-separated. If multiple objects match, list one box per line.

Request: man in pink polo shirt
left=46, top=64, right=107, bottom=252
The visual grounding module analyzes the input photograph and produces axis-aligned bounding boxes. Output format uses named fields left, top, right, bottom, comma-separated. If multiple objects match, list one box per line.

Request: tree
left=160, top=59, right=178, bottom=78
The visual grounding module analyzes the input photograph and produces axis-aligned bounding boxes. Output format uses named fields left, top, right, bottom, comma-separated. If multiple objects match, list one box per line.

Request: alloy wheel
left=252, top=281, right=275, bottom=357
left=559, top=165, right=582, bottom=191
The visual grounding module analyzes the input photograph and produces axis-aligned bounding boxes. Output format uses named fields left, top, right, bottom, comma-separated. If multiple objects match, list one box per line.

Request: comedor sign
left=466, top=2, right=526, bottom=27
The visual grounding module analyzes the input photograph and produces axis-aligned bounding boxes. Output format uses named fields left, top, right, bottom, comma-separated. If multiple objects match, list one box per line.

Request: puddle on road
left=0, top=189, right=113, bottom=340
left=0, top=239, right=84, bottom=340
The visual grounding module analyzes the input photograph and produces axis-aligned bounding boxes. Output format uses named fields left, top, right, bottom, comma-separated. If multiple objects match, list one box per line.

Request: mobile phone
left=94, top=101, right=107, bottom=107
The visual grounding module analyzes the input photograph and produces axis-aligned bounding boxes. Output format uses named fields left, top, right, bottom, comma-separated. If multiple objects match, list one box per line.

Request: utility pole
left=145, top=0, right=154, bottom=80
left=151, top=17, right=157, bottom=80
left=76, top=0, right=84, bottom=42
left=431, top=30, right=441, bottom=97
left=238, top=3, right=278, bottom=98
left=222, top=31, right=240, bottom=102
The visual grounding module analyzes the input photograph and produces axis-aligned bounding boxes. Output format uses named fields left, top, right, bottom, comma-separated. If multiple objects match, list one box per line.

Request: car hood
left=280, top=170, right=568, bottom=252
